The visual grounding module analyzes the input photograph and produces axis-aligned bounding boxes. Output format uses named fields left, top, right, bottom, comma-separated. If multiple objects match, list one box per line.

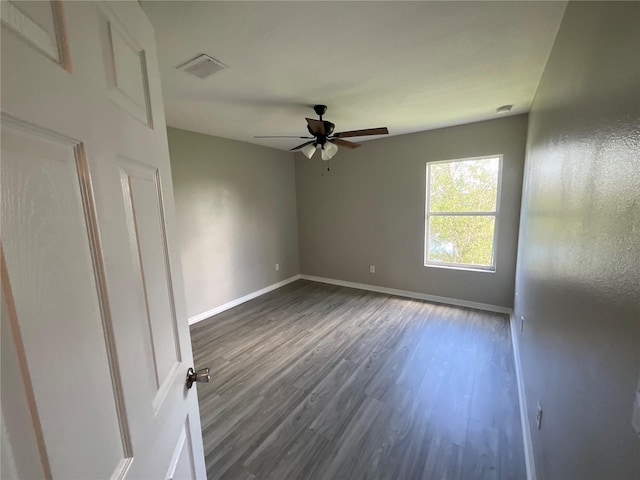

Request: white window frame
left=424, top=154, right=503, bottom=272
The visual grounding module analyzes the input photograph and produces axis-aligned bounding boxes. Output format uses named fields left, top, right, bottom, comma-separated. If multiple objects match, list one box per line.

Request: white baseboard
left=188, top=274, right=302, bottom=325
left=300, top=274, right=512, bottom=314
left=510, top=313, right=537, bottom=480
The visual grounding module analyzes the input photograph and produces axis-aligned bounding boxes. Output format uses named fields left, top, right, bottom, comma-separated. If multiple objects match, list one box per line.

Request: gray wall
left=296, top=115, right=528, bottom=308
left=514, top=2, right=640, bottom=479
left=168, top=127, right=299, bottom=319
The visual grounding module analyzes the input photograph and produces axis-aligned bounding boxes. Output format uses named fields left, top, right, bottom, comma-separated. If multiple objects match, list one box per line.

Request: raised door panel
left=0, top=0, right=70, bottom=70
left=98, top=5, right=153, bottom=127
left=118, top=157, right=182, bottom=414
left=0, top=117, right=131, bottom=478
left=1, top=280, right=45, bottom=480
left=166, top=419, right=197, bottom=480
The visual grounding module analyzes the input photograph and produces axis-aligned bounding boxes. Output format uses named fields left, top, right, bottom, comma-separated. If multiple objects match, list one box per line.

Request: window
left=425, top=155, right=502, bottom=271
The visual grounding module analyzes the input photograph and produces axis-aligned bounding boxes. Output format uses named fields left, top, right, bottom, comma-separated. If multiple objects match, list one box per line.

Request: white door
left=1, top=1, right=207, bottom=478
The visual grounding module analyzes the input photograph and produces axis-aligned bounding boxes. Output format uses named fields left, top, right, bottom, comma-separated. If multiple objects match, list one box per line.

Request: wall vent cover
left=177, top=54, right=227, bottom=79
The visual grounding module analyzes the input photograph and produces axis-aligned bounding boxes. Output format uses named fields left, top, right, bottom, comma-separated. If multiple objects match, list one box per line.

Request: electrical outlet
left=520, top=315, right=525, bottom=332
left=536, top=401, right=543, bottom=430
left=275, top=263, right=279, bottom=271
left=370, top=265, right=375, bottom=273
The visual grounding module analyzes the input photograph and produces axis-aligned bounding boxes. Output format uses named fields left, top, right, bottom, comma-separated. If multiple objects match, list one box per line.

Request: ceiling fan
left=255, top=105, right=389, bottom=160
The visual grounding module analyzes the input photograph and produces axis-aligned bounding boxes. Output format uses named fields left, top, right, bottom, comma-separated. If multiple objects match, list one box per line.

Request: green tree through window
left=425, top=156, right=501, bottom=270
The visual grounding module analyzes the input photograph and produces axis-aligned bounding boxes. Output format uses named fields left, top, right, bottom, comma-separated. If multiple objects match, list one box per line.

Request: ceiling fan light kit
left=300, top=139, right=338, bottom=160
left=321, top=141, right=338, bottom=161
left=301, top=143, right=316, bottom=159
left=255, top=105, right=389, bottom=160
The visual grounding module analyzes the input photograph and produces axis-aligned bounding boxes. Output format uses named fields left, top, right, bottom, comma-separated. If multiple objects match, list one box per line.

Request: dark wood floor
left=190, top=280, right=526, bottom=480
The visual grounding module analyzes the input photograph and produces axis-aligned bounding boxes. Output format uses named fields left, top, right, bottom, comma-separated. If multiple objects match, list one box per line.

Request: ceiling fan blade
left=253, top=135, right=313, bottom=138
left=331, top=138, right=361, bottom=149
left=306, top=118, right=325, bottom=135
left=289, top=140, right=316, bottom=151
left=333, top=127, right=389, bottom=138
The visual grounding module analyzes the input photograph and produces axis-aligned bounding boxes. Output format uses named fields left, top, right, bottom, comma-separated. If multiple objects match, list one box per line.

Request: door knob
left=186, top=367, right=210, bottom=389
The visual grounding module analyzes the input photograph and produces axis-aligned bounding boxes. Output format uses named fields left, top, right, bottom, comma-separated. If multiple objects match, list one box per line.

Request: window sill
left=424, top=263, right=496, bottom=273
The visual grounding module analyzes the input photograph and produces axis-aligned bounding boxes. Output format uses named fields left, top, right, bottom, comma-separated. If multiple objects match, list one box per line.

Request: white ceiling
left=142, top=1, right=567, bottom=151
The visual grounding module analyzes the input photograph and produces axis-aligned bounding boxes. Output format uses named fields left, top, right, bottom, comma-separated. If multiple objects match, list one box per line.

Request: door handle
left=186, top=367, right=210, bottom=389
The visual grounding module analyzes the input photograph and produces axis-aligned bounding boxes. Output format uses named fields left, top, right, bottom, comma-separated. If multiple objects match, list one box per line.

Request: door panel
left=0, top=0, right=70, bottom=70
left=1, top=118, right=130, bottom=479
left=1, top=1, right=206, bottom=478
left=118, top=158, right=182, bottom=409
left=2, top=255, right=48, bottom=480
left=167, top=420, right=197, bottom=480
left=98, top=5, right=153, bottom=127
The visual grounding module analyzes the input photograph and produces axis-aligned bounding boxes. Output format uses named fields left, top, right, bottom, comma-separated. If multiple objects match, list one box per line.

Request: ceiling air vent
left=177, top=54, right=227, bottom=79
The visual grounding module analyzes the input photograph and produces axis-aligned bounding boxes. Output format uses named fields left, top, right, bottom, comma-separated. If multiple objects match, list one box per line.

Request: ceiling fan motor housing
left=306, top=121, right=335, bottom=137
left=323, top=121, right=335, bottom=135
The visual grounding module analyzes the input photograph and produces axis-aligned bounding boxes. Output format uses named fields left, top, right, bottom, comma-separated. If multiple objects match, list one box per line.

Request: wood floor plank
left=375, top=358, right=445, bottom=480
left=377, top=381, right=414, bottom=413
left=461, top=419, right=501, bottom=480
left=309, top=346, right=388, bottom=440
left=204, top=385, right=308, bottom=479
left=433, top=311, right=479, bottom=447
left=216, top=462, right=256, bottom=480
left=315, top=395, right=385, bottom=480
left=243, top=358, right=358, bottom=477
left=189, top=280, right=526, bottom=480
left=263, top=428, right=331, bottom=480
left=200, top=392, right=264, bottom=455
left=364, top=341, right=412, bottom=399
left=322, top=399, right=408, bottom=479
left=422, top=435, right=464, bottom=480
left=340, top=297, right=410, bottom=365
left=291, top=329, right=359, bottom=392
left=395, top=319, right=441, bottom=392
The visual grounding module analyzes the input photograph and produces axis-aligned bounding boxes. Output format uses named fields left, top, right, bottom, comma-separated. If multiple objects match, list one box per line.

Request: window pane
left=429, top=157, right=500, bottom=213
left=427, top=215, right=495, bottom=267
